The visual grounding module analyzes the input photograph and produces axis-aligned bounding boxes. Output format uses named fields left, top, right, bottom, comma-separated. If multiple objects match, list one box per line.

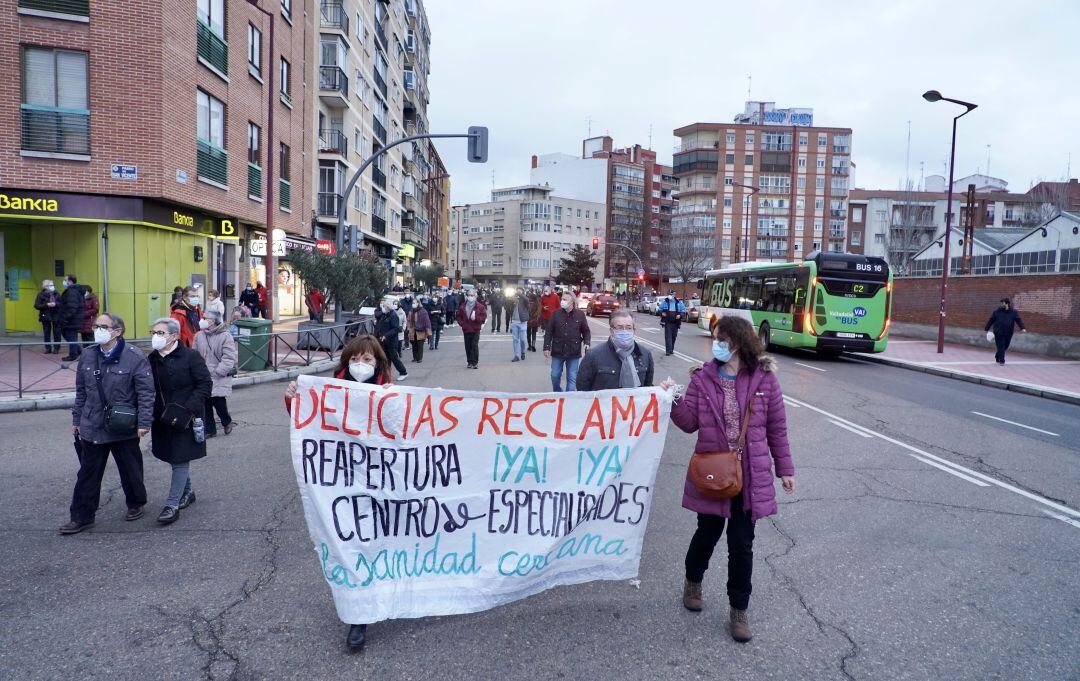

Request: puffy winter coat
left=80, top=293, right=100, bottom=334
left=984, top=307, right=1026, bottom=337
left=543, top=307, right=591, bottom=359
left=456, top=301, right=487, bottom=333
left=670, top=355, right=794, bottom=521
left=193, top=322, right=238, bottom=397
left=58, top=284, right=85, bottom=330
left=34, top=289, right=60, bottom=322
left=72, top=340, right=155, bottom=445
left=170, top=302, right=201, bottom=348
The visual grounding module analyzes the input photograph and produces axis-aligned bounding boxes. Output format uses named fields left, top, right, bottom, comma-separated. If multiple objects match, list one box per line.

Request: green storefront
left=0, top=188, right=238, bottom=337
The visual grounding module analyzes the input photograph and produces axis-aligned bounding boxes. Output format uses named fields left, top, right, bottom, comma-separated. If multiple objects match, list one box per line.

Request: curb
left=853, top=354, right=1080, bottom=406
left=0, top=359, right=338, bottom=414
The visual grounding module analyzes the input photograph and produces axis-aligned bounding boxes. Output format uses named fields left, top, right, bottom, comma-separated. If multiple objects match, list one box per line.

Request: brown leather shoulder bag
left=688, top=397, right=753, bottom=500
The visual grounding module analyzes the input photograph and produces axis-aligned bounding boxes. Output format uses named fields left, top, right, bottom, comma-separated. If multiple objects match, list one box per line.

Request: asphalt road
left=0, top=313, right=1077, bottom=681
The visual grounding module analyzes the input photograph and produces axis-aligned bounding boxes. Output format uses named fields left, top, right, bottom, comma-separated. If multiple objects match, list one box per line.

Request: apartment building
left=425, top=140, right=450, bottom=267
left=0, top=0, right=312, bottom=333
left=530, top=137, right=675, bottom=291
left=314, top=0, right=434, bottom=286
left=448, top=186, right=605, bottom=287
left=672, top=102, right=853, bottom=270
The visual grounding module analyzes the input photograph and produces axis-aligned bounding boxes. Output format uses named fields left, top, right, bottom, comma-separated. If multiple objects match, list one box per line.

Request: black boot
left=347, top=623, right=368, bottom=651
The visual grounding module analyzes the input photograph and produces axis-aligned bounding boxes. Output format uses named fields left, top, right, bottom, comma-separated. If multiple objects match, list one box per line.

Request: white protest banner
left=289, top=375, right=672, bottom=624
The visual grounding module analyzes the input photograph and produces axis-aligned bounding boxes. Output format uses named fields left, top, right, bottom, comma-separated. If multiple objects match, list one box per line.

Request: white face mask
left=198, top=319, right=210, bottom=330
left=94, top=328, right=114, bottom=345
left=560, top=299, right=572, bottom=310
left=47, top=285, right=56, bottom=292
left=151, top=334, right=169, bottom=351
left=348, top=361, right=376, bottom=382
left=189, top=296, right=200, bottom=306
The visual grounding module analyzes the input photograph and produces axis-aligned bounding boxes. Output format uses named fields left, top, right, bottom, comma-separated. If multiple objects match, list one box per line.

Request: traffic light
left=467, top=126, right=488, bottom=163
left=637, top=272, right=645, bottom=282
left=591, top=237, right=599, bottom=250
left=341, top=223, right=357, bottom=253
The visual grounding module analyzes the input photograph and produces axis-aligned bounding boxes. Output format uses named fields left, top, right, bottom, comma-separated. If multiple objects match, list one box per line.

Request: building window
left=198, top=0, right=225, bottom=37
left=247, top=23, right=261, bottom=76
left=280, top=58, right=291, bottom=103
left=874, top=233, right=885, bottom=244
left=852, top=207, right=864, bottom=222
left=20, top=47, right=89, bottom=156
left=281, top=0, right=291, bottom=20
left=724, top=197, right=733, bottom=208
left=279, top=143, right=291, bottom=209
left=818, top=134, right=827, bottom=147
left=744, top=154, right=753, bottom=165
left=18, top=0, right=90, bottom=18
left=816, top=158, right=826, bottom=169
left=745, top=132, right=754, bottom=145
left=799, top=133, right=808, bottom=146
left=814, top=198, right=824, bottom=209
left=247, top=122, right=260, bottom=166
left=816, top=177, right=825, bottom=189
left=798, top=157, right=806, bottom=168
left=1060, top=247, right=1080, bottom=272
left=725, top=153, right=735, bottom=164
left=851, top=231, right=861, bottom=246
left=356, top=12, right=365, bottom=43
left=196, top=89, right=227, bottom=185
left=196, top=0, right=228, bottom=76
left=724, top=177, right=734, bottom=185
left=726, top=132, right=735, bottom=144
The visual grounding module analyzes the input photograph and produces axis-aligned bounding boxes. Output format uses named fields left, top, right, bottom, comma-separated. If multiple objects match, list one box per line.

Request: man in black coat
left=577, top=310, right=654, bottom=391
left=374, top=298, right=408, bottom=379
left=239, top=283, right=261, bottom=317
left=59, top=274, right=86, bottom=361
left=984, top=297, right=1027, bottom=365
left=544, top=291, right=591, bottom=391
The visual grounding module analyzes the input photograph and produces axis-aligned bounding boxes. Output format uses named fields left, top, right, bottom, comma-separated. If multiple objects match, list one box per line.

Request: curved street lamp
left=923, top=90, right=977, bottom=354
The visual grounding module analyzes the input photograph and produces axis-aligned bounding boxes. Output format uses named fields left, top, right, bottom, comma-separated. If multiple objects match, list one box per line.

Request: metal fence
left=0, top=319, right=374, bottom=399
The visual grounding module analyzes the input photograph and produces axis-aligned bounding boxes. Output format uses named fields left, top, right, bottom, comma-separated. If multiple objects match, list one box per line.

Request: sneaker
left=59, top=520, right=94, bottom=535
left=178, top=490, right=196, bottom=509
left=157, top=506, right=179, bottom=525
left=512, top=357, right=520, bottom=362
left=398, top=373, right=409, bottom=380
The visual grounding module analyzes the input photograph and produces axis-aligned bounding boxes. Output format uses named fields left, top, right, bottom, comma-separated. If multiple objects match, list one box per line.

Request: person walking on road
left=457, top=289, right=487, bottom=369
left=284, top=334, right=392, bottom=652
left=510, top=291, right=531, bottom=362
left=59, top=274, right=85, bottom=361
left=170, top=286, right=202, bottom=348
left=444, top=291, right=459, bottom=327
left=79, top=285, right=100, bottom=344
left=239, top=283, right=260, bottom=318
left=489, top=289, right=504, bottom=333
left=205, top=289, right=226, bottom=320
left=395, top=299, right=409, bottom=351
left=502, top=293, right=516, bottom=333
left=544, top=291, right=591, bottom=391
left=658, top=290, right=687, bottom=356
left=426, top=295, right=444, bottom=350
left=576, top=310, right=653, bottom=391
left=664, top=315, right=795, bottom=643
left=193, top=309, right=237, bottom=438
left=526, top=290, right=542, bottom=352
left=148, top=317, right=213, bottom=526
left=374, top=298, right=409, bottom=380
left=35, top=279, right=62, bottom=354
left=60, top=312, right=154, bottom=535
left=984, top=297, right=1027, bottom=366
left=406, top=299, right=432, bottom=363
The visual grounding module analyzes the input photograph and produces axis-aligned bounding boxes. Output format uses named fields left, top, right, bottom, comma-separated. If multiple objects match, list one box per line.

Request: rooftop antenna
left=985, top=144, right=991, bottom=178
left=918, top=161, right=925, bottom=191
left=648, top=123, right=653, bottom=150
left=747, top=73, right=752, bottom=101
left=491, top=169, right=495, bottom=191
left=587, top=116, right=592, bottom=137
left=904, top=120, right=911, bottom=189
left=1067, top=152, right=1072, bottom=179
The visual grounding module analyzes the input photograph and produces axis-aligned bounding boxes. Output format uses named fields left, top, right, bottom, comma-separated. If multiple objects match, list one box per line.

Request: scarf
left=613, top=341, right=640, bottom=388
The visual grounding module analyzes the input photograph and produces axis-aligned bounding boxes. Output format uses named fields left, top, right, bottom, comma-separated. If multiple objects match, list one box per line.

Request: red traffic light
left=591, top=237, right=599, bottom=250
left=637, top=273, right=645, bottom=281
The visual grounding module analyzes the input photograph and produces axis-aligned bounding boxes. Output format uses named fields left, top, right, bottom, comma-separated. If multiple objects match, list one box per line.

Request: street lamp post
left=730, top=181, right=760, bottom=263
left=923, top=89, right=977, bottom=354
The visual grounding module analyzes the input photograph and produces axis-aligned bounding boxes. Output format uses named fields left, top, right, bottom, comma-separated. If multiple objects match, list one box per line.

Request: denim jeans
left=550, top=356, right=580, bottom=392
left=511, top=321, right=528, bottom=358
left=166, top=463, right=191, bottom=508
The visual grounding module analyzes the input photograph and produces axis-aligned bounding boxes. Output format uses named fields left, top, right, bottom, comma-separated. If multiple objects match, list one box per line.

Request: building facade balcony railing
left=319, top=66, right=348, bottom=97
left=833, top=145, right=850, bottom=154
left=831, top=167, right=849, bottom=176
left=402, top=226, right=426, bottom=246
left=319, top=129, right=348, bottom=155
left=756, top=248, right=789, bottom=258
left=20, top=104, right=89, bottom=155
left=196, top=139, right=227, bottom=185
left=829, top=209, right=846, bottom=218
left=374, top=19, right=388, bottom=50
left=761, top=143, right=792, bottom=151
left=829, top=230, right=846, bottom=239
left=320, top=2, right=349, bottom=33
left=757, top=229, right=789, bottom=238
left=372, top=166, right=386, bottom=190
left=279, top=179, right=291, bottom=210
left=674, top=205, right=716, bottom=216
left=318, top=192, right=343, bottom=217
left=247, top=163, right=261, bottom=199
left=196, top=20, right=228, bottom=75
left=373, top=69, right=388, bottom=98
left=372, top=117, right=387, bottom=143
left=371, top=214, right=387, bottom=235
left=757, top=207, right=790, bottom=216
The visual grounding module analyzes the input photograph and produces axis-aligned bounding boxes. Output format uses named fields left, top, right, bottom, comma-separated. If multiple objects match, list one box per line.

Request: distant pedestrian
left=489, top=290, right=504, bottom=333
left=444, top=292, right=459, bottom=327
left=540, top=285, right=560, bottom=334
left=544, top=291, right=590, bottom=391
left=526, top=290, right=542, bottom=352
left=502, top=293, right=516, bottom=333
left=305, top=287, right=325, bottom=322
left=255, top=282, right=268, bottom=318
left=60, top=312, right=154, bottom=535
left=510, top=291, right=530, bottom=362
left=170, top=286, right=202, bottom=348
left=59, top=274, right=85, bottom=361
left=374, top=298, right=409, bottom=380
left=79, top=285, right=100, bottom=344
left=984, top=297, right=1027, bottom=365
left=239, top=283, right=260, bottom=318
left=426, top=295, right=444, bottom=350
left=193, top=310, right=237, bottom=438
left=205, top=289, right=226, bottom=319
left=395, top=299, right=408, bottom=350
left=35, top=279, right=61, bottom=354
left=148, top=317, right=213, bottom=525
left=666, top=315, right=795, bottom=643
left=170, top=286, right=184, bottom=307
left=658, top=290, right=687, bottom=356
left=406, top=299, right=431, bottom=363
left=456, top=289, right=487, bottom=369
left=576, top=310, right=653, bottom=391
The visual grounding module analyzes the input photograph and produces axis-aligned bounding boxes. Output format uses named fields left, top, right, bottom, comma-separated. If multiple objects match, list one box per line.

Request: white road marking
left=1042, top=510, right=1080, bottom=530
left=926, top=360, right=1080, bottom=366
left=829, top=419, right=871, bottom=438
left=970, top=411, right=1060, bottom=436
left=640, top=328, right=661, bottom=333
left=784, top=395, right=1080, bottom=518
left=782, top=397, right=800, bottom=408
left=794, top=362, right=827, bottom=372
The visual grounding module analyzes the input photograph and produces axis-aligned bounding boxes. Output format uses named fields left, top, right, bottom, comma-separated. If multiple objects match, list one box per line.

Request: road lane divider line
left=1042, top=510, right=1080, bottom=530
left=970, top=411, right=1060, bottom=436
left=783, top=395, right=1080, bottom=516
left=829, top=420, right=872, bottom=438
left=794, top=362, right=828, bottom=372
left=908, top=456, right=991, bottom=486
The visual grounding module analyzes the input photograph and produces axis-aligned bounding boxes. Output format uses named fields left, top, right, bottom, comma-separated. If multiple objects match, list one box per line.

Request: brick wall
left=892, top=274, right=1080, bottom=336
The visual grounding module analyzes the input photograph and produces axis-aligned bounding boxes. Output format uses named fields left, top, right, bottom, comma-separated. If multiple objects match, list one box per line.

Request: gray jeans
left=166, top=463, right=191, bottom=508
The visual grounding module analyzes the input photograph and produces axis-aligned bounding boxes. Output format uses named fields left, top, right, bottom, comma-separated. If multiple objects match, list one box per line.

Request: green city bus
left=695, top=252, right=893, bottom=354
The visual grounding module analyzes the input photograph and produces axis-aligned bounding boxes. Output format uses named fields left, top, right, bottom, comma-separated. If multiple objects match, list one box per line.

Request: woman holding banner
left=284, top=334, right=391, bottom=652
left=664, top=315, right=795, bottom=643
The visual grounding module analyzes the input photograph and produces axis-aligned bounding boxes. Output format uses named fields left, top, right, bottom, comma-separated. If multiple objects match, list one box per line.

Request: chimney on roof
left=531, top=155, right=538, bottom=169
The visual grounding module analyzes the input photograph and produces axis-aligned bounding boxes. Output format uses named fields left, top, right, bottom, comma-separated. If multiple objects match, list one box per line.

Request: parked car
left=587, top=294, right=620, bottom=317
left=576, top=292, right=595, bottom=310
left=636, top=295, right=656, bottom=313
left=684, top=298, right=701, bottom=323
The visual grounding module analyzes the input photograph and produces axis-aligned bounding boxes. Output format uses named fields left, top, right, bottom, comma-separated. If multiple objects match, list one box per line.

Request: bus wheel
left=758, top=322, right=772, bottom=350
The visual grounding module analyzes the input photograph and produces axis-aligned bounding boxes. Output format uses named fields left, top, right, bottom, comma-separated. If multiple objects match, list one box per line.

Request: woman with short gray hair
left=149, top=317, right=213, bottom=525
left=194, top=308, right=238, bottom=437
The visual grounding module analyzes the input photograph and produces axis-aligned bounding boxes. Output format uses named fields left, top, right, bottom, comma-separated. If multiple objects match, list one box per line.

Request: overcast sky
left=424, top=0, right=1079, bottom=206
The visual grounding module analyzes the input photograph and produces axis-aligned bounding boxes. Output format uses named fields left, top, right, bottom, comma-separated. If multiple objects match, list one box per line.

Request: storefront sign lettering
left=173, top=211, right=195, bottom=228
left=0, top=194, right=59, bottom=213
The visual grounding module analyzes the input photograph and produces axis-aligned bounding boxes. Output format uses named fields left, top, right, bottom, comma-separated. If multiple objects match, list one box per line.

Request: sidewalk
left=856, top=336, right=1080, bottom=405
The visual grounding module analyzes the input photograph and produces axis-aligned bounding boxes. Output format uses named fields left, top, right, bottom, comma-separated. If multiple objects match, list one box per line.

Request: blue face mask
left=612, top=330, right=635, bottom=349
left=712, top=340, right=733, bottom=363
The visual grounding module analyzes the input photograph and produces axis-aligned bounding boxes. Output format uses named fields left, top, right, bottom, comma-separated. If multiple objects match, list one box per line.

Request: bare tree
left=1019, top=179, right=1069, bottom=229
left=660, top=232, right=714, bottom=286
left=886, top=180, right=935, bottom=275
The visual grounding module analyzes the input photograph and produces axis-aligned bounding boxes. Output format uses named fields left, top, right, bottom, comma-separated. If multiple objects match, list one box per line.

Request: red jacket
left=256, top=285, right=268, bottom=306
left=456, top=300, right=487, bottom=333
left=540, top=292, right=560, bottom=320
left=170, top=303, right=201, bottom=348
left=306, top=289, right=325, bottom=314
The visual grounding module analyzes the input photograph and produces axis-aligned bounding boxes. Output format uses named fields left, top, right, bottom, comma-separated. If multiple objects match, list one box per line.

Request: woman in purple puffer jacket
left=665, top=315, right=795, bottom=643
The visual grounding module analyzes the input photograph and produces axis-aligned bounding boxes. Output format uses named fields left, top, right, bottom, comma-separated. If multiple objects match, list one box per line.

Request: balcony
left=372, top=117, right=387, bottom=143
left=279, top=178, right=291, bottom=210
left=833, top=145, right=850, bottom=154
left=320, top=2, right=349, bottom=34
left=402, top=225, right=426, bottom=247
left=371, top=214, right=387, bottom=236
left=757, top=229, right=789, bottom=238
left=831, top=167, right=849, bottom=176
left=196, top=139, right=227, bottom=186
left=373, top=69, right=388, bottom=98
left=829, top=209, right=846, bottom=218
left=673, top=205, right=715, bottom=216
left=673, top=150, right=719, bottom=175
left=829, top=230, right=846, bottom=239
left=761, top=143, right=792, bottom=151
left=374, top=20, right=388, bottom=50
left=756, top=248, right=789, bottom=259
left=20, top=104, right=89, bottom=155
left=196, top=20, right=228, bottom=76
left=372, top=166, right=386, bottom=190
left=319, top=129, right=348, bottom=156
left=19, top=0, right=89, bottom=16
left=318, top=66, right=349, bottom=107
left=318, top=192, right=343, bottom=217
left=247, top=163, right=261, bottom=199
